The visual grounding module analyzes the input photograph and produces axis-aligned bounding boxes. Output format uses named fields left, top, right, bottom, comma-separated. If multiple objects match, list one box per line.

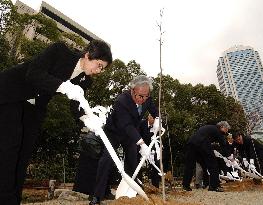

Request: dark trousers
left=73, top=153, right=99, bottom=195
left=137, top=150, right=160, bottom=188
left=150, top=159, right=161, bottom=188
left=254, top=152, right=263, bottom=175
left=182, top=143, right=220, bottom=189
left=93, top=131, right=138, bottom=199
left=0, top=102, right=40, bottom=205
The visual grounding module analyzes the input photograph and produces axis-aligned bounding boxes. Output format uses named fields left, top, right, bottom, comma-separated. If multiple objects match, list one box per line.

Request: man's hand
left=249, top=163, right=256, bottom=171
left=230, top=160, right=239, bottom=169
left=243, top=158, right=249, bottom=168
left=150, top=117, right=165, bottom=136
left=148, top=150, right=155, bottom=164
left=249, top=159, right=256, bottom=170
left=151, top=117, right=161, bottom=132
left=79, top=114, right=104, bottom=133
left=139, top=143, right=150, bottom=158
left=227, top=154, right=234, bottom=161
left=57, top=80, right=84, bottom=101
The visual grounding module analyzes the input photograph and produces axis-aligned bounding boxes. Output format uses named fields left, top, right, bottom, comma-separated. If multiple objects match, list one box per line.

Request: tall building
left=14, top=0, right=105, bottom=45
left=217, top=45, right=263, bottom=137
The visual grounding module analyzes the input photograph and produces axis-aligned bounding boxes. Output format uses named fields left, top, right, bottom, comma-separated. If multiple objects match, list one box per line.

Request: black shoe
left=88, top=195, right=93, bottom=201
left=208, top=187, right=224, bottom=192
left=89, top=196, right=100, bottom=205
left=183, top=186, right=192, bottom=191
left=104, top=192, right=115, bottom=200
left=202, top=184, right=208, bottom=189
left=195, top=184, right=202, bottom=189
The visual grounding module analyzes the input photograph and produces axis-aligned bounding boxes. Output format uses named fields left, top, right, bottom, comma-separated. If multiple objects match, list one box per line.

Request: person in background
left=89, top=75, right=158, bottom=205
left=194, top=133, right=236, bottom=188
left=182, top=121, right=231, bottom=192
left=0, top=39, right=112, bottom=205
left=194, top=162, right=208, bottom=189
left=232, top=132, right=263, bottom=174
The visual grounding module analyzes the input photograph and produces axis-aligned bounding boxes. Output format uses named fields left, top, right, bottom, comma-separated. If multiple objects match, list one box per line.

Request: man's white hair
left=217, top=121, right=231, bottom=129
left=130, top=75, right=153, bottom=90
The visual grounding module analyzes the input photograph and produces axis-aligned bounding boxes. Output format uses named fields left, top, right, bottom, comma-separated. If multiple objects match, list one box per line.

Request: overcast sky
left=11, top=0, right=263, bottom=87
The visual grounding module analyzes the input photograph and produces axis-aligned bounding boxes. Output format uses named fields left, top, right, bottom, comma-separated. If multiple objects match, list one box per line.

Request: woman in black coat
left=0, top=39, right=112, bottom=205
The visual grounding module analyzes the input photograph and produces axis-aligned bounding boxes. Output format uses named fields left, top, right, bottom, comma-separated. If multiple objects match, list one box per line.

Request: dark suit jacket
left=233, top=136, right=263, bottom=160
left=188, top=125, right=229, bottom=156
left=104, top=90, right=158, bottom=144
left=0, top=42, right=92, bottom=106
left=0, top=42, right=93, bottom=123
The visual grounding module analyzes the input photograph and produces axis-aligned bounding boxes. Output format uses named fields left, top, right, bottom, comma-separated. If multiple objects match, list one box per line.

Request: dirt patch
left=22, top=179, right=263, bottom=205
left=222, top=179, right=263, bottom=192
left=109, top=195, right=200, bottom=205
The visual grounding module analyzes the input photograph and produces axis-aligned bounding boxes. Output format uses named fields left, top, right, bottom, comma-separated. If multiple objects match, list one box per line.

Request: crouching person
left=182, top=121, right=231, bottom=192
left=89, top=75, right=158, bottom=205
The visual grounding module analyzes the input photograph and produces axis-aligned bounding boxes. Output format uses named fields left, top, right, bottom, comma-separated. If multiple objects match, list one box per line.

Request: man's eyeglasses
left=133, top=90, right=150, bottom=100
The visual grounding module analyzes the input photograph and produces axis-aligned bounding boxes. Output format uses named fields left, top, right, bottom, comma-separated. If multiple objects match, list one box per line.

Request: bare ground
left=22, top=179, right=263, bottom=205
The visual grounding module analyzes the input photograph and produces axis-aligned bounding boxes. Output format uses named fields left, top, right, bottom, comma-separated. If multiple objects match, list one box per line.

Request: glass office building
left=217, top=45, right=263, bottom=136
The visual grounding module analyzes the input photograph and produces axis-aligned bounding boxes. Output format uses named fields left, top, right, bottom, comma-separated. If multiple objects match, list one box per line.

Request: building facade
left=14, top=0, right=105, bottom=45
left=217, top=45, right=263, bottom=136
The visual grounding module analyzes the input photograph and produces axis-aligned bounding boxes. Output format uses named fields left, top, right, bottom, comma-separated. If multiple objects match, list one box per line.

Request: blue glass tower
left=217, top=45, right=263, bottom=136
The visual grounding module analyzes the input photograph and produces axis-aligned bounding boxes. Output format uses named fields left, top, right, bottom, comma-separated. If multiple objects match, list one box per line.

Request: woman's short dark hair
left=82, top=39, right=112, bottom=66
left=232, top=132, right=243, bottom=140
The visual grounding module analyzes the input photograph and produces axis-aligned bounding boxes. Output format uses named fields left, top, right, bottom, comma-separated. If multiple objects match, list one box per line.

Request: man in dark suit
left=232, top=132, right=263, bottom=174
left=89, top=75, right=158, bottom=205
left=0, top=39, right=112, bottom=205
left=182, top=121, right=231, bottom=192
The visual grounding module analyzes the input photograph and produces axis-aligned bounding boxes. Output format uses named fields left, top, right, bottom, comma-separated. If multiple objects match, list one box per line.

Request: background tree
left=0, top=0, right=16, bottom=69
left=0, top=0, right=15, bottom=35
left=0, top=35, right=11, bottom=70
left=151, top=75, right=248, bottom=175
left=86, top=59, right=145, bottom=107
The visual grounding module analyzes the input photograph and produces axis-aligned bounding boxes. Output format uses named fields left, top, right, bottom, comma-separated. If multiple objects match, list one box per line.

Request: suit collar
left=122, top=90, right=144, bottom=118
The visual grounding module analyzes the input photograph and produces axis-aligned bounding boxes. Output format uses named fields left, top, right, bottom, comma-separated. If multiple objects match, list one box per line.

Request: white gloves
left=139, top=143, right=150, bottom=158
left=243, top=158, right=249, bottom=167
left=79, top=114, right=104, bottom=133
left=249, top=159, right=256, bottom=170
left=57, top=80, right=84, bottom=101
left=148, top=150, right=155, bottom=164
left=227, top=154, right=234, bottom=161
left=150, top=117, right=161, bottom=133
left=213, top=150, right=222, bottom=158
left=150, top=117, right=166, bottom=137
left=249, top=163, right=256, bottom=170
left=230, top=160, right=239, bottom=169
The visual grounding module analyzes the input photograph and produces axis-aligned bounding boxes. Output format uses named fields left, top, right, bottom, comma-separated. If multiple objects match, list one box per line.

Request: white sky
left=11, top=0, right=263, bottom=87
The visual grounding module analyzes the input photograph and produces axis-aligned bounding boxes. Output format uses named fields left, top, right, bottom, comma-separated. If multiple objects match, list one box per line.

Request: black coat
left=0, top=42, right=93, bottom=205
left=0, top=42, right=92, bottom=107
left=234, top=136, right=263, bottom=160
left=104, top=90, right=158, bottom=144
left=188, top=125, right=229, bottom=156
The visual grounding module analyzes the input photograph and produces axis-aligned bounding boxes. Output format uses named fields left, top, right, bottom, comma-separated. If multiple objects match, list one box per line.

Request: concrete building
left=217, top=45, right=263, bottom=137
left=14, top=0, right=105, bottom=45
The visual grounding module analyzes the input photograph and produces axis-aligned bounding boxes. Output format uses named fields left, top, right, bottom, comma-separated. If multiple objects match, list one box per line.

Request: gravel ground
left=22, top=180, right=263, bottom=205
left=172, top=189, right=263, bottom=205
